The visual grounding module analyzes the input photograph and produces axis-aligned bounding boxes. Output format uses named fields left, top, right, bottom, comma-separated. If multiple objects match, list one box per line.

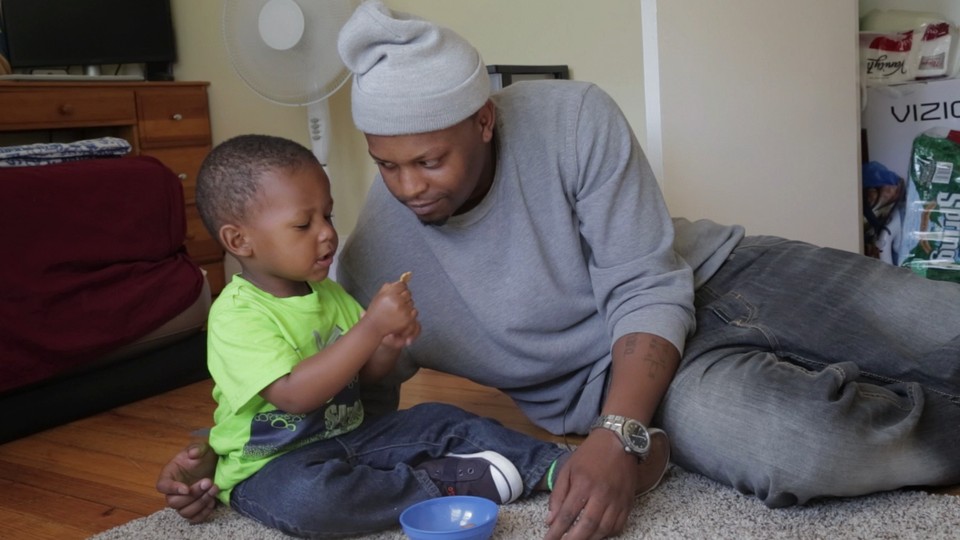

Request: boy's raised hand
left=363, top=272, right=420, bottom=346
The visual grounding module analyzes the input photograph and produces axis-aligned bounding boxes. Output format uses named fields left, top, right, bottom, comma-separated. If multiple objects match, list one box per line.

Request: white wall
left=170, top=1, right=871, bottom=251
left=169, top=0, right=644, bottom=239
left=652, top=0, right=863, bottom=252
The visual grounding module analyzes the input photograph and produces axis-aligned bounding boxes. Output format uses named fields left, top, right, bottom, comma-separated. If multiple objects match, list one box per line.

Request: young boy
left=193, top=134, right=570, bottom=537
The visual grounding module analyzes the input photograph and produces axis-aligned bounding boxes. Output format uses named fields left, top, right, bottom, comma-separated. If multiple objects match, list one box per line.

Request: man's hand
left=545, top=331, right=678, bottom=538
left=155, top=442, right=220, bottom=524
left=545, top=429, right=637, bottom=539
left=545, top=427, right=671, bottom=539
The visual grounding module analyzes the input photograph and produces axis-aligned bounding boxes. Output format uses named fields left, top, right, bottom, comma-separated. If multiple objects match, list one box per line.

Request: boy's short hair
left=195, top=134, right=318, bottom=239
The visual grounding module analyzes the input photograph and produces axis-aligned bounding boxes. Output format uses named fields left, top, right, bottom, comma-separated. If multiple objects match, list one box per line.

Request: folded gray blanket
left=0, top=136, right=131, bottom=167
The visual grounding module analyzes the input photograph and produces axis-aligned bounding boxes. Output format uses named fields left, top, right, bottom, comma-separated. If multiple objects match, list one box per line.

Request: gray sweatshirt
left=339, top=80, right=743, bottom=434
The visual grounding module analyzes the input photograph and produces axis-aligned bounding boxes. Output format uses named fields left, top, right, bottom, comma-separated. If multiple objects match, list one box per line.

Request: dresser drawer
left=0, top=89, right=136, bottom=130
left=184, top=204, right=223, bottom=263
left=142, top=145, right=211, bottom=203
left=136, top=87, right=211, bottom=148
left=201, top=261, right=226, bottom=295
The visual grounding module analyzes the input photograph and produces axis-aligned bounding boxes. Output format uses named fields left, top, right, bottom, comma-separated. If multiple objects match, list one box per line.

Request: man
left=159, top=2, right=960, bottom=539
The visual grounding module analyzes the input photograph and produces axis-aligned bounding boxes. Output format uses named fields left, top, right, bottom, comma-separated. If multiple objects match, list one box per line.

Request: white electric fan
left=222, top=0, right=360, bottom=168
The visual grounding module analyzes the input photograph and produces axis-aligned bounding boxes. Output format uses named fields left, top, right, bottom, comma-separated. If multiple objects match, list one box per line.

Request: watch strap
left=590, top=414, right=651, bottom=459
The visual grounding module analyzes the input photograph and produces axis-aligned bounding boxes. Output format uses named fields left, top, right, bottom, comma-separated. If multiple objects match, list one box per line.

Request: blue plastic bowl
left=399, top=496, right=499, bottom=540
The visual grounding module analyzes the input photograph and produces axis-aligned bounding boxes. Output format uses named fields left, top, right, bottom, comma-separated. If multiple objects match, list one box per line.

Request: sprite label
left=899, top=131, right=960, bottom=283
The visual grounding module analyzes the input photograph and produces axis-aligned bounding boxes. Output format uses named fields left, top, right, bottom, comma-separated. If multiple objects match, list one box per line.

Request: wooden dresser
left=0, top=81, right=224, bottom=294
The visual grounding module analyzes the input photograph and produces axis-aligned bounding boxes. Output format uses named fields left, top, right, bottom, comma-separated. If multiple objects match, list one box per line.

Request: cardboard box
left=862, top=77, right=960, bottom=179
left=862, top=77, right=960, bottom=279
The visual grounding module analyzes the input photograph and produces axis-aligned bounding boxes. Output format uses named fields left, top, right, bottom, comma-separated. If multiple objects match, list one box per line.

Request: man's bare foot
left=636, top=428, right=670, bottom=496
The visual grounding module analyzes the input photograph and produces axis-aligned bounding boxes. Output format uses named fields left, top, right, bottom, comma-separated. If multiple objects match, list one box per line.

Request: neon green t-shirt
left=207, top=275, right=366, bottom=504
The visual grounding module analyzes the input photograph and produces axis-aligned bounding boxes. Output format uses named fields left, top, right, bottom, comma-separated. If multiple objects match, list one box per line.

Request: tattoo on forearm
left=645, top=339, right=669, bottom=379
left=624, top=335, right=637, bottom=356
left=624, top=335, right=669, bottom=379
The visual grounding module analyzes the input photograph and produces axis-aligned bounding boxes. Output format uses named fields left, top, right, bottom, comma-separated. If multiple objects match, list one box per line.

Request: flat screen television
left=0, top=0, right=176, bottom=77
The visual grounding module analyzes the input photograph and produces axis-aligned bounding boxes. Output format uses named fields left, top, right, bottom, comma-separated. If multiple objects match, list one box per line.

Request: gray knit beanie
left=337, top=0, right=490, bottom=136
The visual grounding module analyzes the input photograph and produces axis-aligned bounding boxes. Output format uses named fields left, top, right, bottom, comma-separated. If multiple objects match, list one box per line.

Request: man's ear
left=476, top=100, right=496, bottom=143
left=219, top=224, right=252, bottom=258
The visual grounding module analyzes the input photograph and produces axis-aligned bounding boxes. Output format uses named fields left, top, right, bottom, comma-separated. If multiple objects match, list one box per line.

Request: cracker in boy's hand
left=399, top=271, right=412, bottom=284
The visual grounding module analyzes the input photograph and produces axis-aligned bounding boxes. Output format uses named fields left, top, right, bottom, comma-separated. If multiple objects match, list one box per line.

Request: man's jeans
left=659, top=236, right=960, bottom=507
left=230, top=402, right=565, bottom=537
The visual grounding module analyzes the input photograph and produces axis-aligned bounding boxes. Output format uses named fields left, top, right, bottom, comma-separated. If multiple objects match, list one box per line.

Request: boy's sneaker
left=415, top=451, right=523, bottom=504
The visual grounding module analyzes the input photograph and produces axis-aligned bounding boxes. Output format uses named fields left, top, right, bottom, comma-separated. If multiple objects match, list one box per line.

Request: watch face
left=623, top=420, right=650, bottom=453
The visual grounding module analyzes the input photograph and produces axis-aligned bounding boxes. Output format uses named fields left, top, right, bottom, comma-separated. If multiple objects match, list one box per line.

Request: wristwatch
left=590, top=414, right=652, bottom=460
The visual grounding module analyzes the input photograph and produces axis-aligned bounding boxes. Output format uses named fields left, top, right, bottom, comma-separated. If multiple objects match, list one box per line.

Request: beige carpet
left=91, top=467, right=959, bottom=539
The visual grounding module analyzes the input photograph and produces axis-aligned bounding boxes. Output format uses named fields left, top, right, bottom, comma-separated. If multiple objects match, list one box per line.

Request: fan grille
left=222, top=0, right=358, bottom=106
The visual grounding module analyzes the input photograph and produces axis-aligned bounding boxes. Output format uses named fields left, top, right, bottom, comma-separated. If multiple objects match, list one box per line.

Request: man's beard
left=420, top=216, right=448, bottom=227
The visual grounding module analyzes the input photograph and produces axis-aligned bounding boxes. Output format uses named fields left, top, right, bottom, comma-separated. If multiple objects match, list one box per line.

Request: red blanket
left=0, top=156, right=204, bottom=393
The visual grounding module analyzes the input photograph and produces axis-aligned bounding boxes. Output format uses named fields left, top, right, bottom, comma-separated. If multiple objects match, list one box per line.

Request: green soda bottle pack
left=898, top=128, right=960, bottom=283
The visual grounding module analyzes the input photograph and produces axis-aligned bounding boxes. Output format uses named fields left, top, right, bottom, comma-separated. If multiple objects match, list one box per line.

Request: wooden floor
left=0, top=369, right=956, bottom=540
left=0, top=369, right=571, bottom=540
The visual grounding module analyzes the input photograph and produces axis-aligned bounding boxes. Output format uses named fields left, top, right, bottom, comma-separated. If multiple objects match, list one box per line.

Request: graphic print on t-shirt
left=242, top=326, right=364, bottom=458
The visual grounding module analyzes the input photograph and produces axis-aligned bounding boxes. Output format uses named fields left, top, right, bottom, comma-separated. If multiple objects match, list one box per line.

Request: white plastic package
left=860, top=9, right=958, bottom=85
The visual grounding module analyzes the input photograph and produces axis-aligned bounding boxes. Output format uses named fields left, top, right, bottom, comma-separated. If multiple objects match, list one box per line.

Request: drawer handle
left=172, top=113, right=183, bottom=121
left=178, top=173, right=188, bottom=180
left=59, top=104, right=74, bottom=116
